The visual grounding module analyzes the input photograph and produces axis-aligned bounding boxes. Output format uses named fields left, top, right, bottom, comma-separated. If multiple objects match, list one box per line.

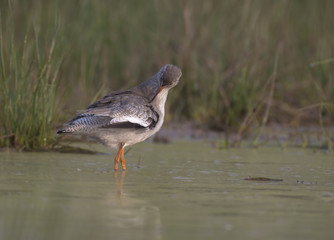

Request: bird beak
left=157, top=86, right=164, bottom=94
left=151, top=86, right=164, bottom=101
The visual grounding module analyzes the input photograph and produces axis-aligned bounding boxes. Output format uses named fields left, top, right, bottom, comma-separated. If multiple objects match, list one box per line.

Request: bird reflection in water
left=114, top=171, right=126, bottom=195
left=110, top=171, right=162, bottom=239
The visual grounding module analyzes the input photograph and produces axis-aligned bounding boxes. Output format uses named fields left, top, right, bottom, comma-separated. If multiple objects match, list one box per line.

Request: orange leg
left=120, top=146, right=126, bottom=171
left=114, top=145, right=123, bottom=171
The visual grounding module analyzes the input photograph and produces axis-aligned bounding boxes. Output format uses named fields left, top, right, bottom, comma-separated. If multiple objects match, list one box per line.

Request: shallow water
left=0, top=141, right=333, bottom=240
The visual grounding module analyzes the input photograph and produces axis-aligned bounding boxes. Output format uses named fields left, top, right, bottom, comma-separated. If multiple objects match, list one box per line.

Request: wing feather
left=76, top=92, right=158, bottom=129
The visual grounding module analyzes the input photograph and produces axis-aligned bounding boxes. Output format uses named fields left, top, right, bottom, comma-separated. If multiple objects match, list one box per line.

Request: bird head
left=159, top=64, right=182, bottom=89
left=131, top=64, right=182, bottom=101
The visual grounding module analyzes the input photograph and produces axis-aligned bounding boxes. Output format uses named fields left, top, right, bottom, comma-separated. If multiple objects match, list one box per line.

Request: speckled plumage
left=57, top=64, right=181, bottom=170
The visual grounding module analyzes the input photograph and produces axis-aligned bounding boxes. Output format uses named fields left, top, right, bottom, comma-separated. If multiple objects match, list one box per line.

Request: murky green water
left=1, top=141, right=333, bottom=240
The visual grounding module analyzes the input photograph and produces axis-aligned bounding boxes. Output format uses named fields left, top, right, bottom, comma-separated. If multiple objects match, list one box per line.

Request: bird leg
left=114, top=145, right=123, bottom=171
left=120, top=145, right=126, bottom=171
left=114, top=143, right=126, bottom=171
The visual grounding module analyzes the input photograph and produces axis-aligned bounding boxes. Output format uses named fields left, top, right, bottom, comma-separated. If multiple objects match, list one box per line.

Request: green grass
left=0, top=2, right=61, bottom=149
left=0, top=0, right=333, bottom=150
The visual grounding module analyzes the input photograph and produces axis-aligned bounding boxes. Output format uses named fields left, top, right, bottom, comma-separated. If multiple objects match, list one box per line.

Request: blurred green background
left=0, top=0, right=333, bottom=149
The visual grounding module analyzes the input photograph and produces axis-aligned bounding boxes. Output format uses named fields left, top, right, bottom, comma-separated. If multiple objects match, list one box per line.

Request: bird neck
left=131, top=73, right=161, bottom=101
left=151, top=88, right=169, bottom=117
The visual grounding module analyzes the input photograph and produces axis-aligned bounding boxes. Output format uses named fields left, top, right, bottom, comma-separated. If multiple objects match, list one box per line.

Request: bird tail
left=57, top=115, right=112, bottom=134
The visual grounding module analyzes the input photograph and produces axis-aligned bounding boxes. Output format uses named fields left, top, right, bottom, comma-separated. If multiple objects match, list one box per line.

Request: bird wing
left=68, top=92, right=159, bottom=130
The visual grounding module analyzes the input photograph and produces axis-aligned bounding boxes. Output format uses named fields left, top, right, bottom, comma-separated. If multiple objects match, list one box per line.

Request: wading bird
left=57, top=64, right=182, bottom=171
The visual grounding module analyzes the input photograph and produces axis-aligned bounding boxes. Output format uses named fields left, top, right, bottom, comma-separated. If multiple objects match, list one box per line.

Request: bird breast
left=151, top=88, right=169, bottom=121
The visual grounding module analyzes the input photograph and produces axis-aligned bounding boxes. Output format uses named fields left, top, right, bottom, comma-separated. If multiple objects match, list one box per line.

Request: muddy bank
left=155, top=122, right=334, bottom=148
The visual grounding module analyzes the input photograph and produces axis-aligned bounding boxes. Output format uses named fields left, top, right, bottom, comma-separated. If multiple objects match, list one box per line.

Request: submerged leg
left=120, top=144, right=126, bottom=171
left=114, top=145, right=123, bottom=171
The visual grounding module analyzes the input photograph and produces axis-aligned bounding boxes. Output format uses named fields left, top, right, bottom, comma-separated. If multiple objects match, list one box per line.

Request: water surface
left=0, top=141, right=333, bottom=240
